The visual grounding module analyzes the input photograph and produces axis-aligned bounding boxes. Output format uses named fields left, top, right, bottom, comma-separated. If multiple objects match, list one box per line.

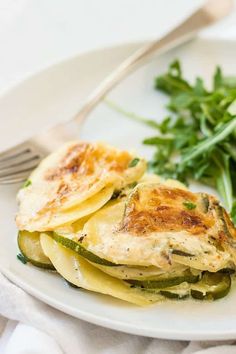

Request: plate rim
left=1, top=36, right=236, bottom=341
left=3, top=266, right=236, bottom=341
left=0, top=35, right=235, bottom=99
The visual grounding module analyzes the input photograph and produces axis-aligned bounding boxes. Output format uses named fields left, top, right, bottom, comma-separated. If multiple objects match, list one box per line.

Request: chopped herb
left=111, top=190, right=121, bottom=199
left=129, top=158, right=140, bottom=168
left=128, top=181, right=138, bottom=189
left=172, top=249, right=194, bottom=257
left=183, top=201, right=197, bottom=210
left=17, top=253, right=28, bottom=264
left=23, top=179, right=32, bottom=188
left=78, top=234, right=86, bottom=243
left=106, top=60, right=236, bottom=223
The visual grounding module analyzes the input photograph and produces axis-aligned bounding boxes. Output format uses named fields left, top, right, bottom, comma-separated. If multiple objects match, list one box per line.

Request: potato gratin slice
left=16, top=141, right=146, bottom=231
left=16, top=141, right=236, bottom=305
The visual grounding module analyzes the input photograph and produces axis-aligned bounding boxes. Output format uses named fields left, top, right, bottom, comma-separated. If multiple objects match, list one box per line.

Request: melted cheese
left=18, top=185, right=114, bottom=231
left=83, top=184, right=235, bottom=272
left=40, top=233, right=162, bottom=305
left=16, top=141, right=146, bottom=231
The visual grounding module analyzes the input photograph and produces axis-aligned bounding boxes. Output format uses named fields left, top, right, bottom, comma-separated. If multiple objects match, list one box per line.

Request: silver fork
left=0, top=0, right=233, bottom=184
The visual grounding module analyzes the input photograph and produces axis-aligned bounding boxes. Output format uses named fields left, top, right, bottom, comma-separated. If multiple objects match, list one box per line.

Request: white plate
left=1, top=37, right=236, bottom=341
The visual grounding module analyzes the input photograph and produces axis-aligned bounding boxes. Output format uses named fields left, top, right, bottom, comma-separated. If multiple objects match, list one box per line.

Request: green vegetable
left=153, top=61, right=236, bottom=217
left=183, top=201, right=196, bottom=210
left=17, top=253, right=28, bottom=264
left=105, top=98, right=159, bottom=129
left=128, top=181, right=138, bottom=189
left=91, top=263, right=174, bottom=280
left=18, top=230, right=54, bottom=269
left=190, top=272, right=231, bottom=300
left=22, top=179, right=32, bottom=188
left=129, top=158, right=140, bottom=168
left=51, top=232, right=119, bottom=266
left=143, top=271, right=231, bottom=301
left=159, top=283, right=190, bottom=299
left=127, top=269, right=200, bottom=289
left=160, top=289, right=189, bottom=299
left=106, top=61, right=236, bottom=221
left=171, top=250, right=194, bottom=257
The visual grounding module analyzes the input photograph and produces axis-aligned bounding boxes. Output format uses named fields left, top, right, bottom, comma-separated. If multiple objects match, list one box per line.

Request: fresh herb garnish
left=183, top=201, right=196, bottom=210
left=129, top=158, right=140, bottom=168
left=23, top=179, right=32, bottom=188
left=106, top=60, right=236, bottom=221
left=17, top=253, right=28, bottom=264
left=172, top=249, right=194, bottom=257
left=128, top=181, right=138, bottom=189
left=111, top=190, right=121, bottom=199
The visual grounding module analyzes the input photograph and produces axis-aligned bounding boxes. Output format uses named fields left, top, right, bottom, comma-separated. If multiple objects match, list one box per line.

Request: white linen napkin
left=0, top=272, right=235, bottom=354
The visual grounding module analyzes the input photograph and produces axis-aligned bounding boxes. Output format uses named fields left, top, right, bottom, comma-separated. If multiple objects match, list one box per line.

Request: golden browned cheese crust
left=83, top=183, right=236, bottom=270
left=122, top=184, right=215, bottom=236
left=45, top=142, right=132, bottom=181
left=16, top=141, right=146, bottom=231
left=41, top=142, right=132, bottom=211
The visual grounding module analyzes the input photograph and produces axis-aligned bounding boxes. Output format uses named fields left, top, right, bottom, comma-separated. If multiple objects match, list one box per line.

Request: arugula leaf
left=213, top=151, right=233, bottom=211
left=213, top=66, right=223, bottom=90
left=105, top=60, right=236, bottom=221
left=181, top=118, right=236, bottom=165
left=143, top=136, right=173, bottom=145
left=105, top=99, right=159, bottom=129
left=152, top=61, right=236, bottom=216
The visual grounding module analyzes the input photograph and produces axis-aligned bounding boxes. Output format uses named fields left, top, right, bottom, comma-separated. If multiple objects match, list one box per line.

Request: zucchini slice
left=160, top=290, right=189, bottom=300
left=18, top=230, right=54, bottom=269
left=145, top=272, right=231, bottom=301
left=190, top=272, right=231, bottom=300
left=127, top=269, right=200, bottom=289
left=142, top=281, right=191, bottom=300
left=160, top=282, right=190, bottom=300
left=40, top=233, right=163, bottom=306
left=51, top=232, right=119, bottom=266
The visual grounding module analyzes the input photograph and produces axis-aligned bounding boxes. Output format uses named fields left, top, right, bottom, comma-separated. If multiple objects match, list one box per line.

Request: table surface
left=0, top=0, right=236, bottom=93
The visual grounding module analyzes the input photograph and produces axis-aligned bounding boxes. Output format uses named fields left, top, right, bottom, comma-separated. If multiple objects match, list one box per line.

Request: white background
left=0, top=0, right=236, bottom=92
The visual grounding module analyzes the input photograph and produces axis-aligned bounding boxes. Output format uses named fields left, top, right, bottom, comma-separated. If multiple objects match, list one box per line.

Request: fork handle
left=71, top=0, right=229, bottom=125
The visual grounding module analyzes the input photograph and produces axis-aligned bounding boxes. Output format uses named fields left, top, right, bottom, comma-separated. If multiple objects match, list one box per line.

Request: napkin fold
left=0, top=272, right=235, bottom=354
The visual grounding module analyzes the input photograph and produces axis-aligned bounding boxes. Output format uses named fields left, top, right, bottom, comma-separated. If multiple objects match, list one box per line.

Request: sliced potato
left=40, top=233, right=162, bottom=306
left=92, top=263, right=188, bottom=280
left=139, top=174, right=162, bottom=184
left=139, top=174, right=187, bottom=190
left=16, top=141, right=146, bottom=231
left=18, top=186, right=114, bottom=232
left=51, top=232, right=117, bottom=266
left=83, top=184, right=233, bottom=271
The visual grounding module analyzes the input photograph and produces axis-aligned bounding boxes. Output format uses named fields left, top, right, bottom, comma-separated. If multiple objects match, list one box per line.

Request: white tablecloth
left=1, top=1, right=236, bottom=353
